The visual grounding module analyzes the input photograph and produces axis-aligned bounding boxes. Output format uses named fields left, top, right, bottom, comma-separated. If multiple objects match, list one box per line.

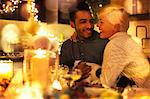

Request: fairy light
left=27, top=0, right=39, bottom=21
left=0, top=0, right=22, bottom=14
left=0, top=0, right=38, bottom=21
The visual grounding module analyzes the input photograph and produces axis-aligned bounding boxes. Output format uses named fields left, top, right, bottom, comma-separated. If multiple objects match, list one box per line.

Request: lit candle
left=30, top=49, right=49, bottom=90
left=0, top=60, right=13, bottom=81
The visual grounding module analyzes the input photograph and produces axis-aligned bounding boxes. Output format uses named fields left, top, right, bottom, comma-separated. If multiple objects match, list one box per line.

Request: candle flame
left=35, top=49, right=46, bottom=57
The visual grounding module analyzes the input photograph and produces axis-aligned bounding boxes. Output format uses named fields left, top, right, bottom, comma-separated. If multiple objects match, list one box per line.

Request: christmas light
left=0, top=0, right=22, bottom=14
left=27, top=0, right=39, bottom=21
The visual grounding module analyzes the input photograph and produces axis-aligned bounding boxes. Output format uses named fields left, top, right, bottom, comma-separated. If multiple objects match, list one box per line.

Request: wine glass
left=69, top=69, right=82, bottom=87
left=71, top=69, right=81, bottom=81
left=61, top=65, right=69, bottom=74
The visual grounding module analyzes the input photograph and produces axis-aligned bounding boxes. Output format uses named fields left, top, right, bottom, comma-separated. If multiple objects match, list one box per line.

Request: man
left=97, top=5, right=150, bottom=88
left=60, top=2, right=108, bottom=80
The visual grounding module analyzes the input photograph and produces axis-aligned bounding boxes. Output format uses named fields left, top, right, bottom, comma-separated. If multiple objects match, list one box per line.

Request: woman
left=96, top=5, right=150, bottom=88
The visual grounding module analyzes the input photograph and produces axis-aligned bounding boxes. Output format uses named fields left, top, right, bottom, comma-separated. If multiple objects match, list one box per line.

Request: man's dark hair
left=69, top=2, right=91, bottom=22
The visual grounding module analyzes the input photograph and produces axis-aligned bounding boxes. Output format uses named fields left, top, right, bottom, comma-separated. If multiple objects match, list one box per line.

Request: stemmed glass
left=66, top=69, right=82, bottom=88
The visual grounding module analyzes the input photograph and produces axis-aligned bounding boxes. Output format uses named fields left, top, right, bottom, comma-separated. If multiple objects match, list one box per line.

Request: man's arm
left=59, top=40, right=75, bottom=69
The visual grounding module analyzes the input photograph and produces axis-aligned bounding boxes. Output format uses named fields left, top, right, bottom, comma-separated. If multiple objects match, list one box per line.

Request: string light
left=0, top=0, right=39, bottom=21
left=0, top=0, right=22, bottom=14
left=27, top=0, right=39, bottom=21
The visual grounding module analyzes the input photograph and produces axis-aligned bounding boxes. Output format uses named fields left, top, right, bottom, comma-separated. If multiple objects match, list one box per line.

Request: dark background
left=0, top=0, right=110, bottom=24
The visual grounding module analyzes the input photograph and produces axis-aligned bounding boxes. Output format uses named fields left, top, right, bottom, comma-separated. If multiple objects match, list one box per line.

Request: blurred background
left=0, top=0, right=150, bottom=56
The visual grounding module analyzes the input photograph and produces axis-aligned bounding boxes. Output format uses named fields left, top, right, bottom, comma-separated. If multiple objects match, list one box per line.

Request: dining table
left=0, top=51, right=150, bottom=99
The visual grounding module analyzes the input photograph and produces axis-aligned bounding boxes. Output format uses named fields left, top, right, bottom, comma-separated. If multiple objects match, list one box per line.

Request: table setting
left=0, top=50, right=150, bottom=99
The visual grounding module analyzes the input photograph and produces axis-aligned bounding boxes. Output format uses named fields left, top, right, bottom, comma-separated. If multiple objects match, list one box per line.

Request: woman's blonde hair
left=97, top=4, right=129, bottom=32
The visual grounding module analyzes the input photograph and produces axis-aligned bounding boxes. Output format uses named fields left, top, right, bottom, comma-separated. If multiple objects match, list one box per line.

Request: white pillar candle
left=0, top=60, right=13, bottom=81
left=30, top=49, right=49, bottom=90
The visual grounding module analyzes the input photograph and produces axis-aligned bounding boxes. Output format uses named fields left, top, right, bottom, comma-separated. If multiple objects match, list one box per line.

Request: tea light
left=30, top=49, right=49, bottom=90
left=0, top=60, right=13, bottom=81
